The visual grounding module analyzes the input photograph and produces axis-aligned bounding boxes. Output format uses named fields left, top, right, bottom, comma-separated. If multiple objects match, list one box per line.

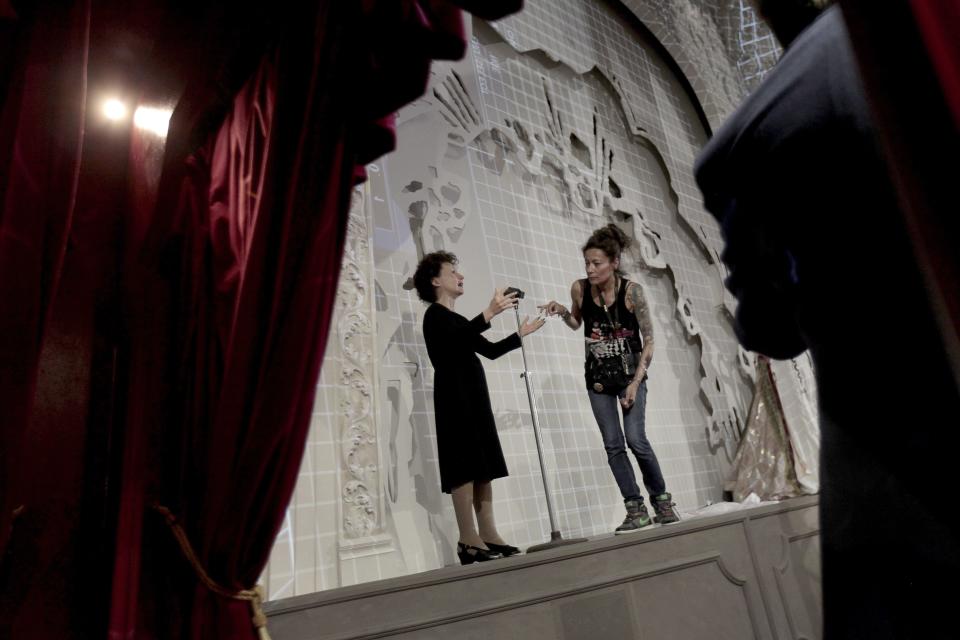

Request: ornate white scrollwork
left=342, top=480, right=376, bottom=538
left=337, top=187, right=381, bottom=539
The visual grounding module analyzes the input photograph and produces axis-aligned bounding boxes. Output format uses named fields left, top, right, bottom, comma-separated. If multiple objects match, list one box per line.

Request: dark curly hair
left=413, top=251, right=458, bottom=303
left=582, top=224, right=631, bottom=276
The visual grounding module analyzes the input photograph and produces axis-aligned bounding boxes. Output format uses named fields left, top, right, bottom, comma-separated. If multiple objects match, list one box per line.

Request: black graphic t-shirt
left=579, top=278, right=642, bottom=384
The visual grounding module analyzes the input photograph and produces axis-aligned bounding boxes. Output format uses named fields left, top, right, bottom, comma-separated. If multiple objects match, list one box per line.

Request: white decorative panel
left=264, top=0, right=813, bottom=599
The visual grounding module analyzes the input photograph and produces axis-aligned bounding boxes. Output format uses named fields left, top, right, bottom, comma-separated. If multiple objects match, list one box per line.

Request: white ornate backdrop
left=261, top=0, right=819, bottom=598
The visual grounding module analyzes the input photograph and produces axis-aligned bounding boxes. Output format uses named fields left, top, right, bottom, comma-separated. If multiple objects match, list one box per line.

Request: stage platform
left=265, top=495, right=821, bottom=640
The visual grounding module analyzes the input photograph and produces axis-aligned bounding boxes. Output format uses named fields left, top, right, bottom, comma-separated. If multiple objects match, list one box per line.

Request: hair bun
left=603, top=223, right=631, bottom=250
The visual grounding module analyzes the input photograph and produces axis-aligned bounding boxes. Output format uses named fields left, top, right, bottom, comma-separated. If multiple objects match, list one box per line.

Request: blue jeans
left=588, top=382, right=666, bottom=503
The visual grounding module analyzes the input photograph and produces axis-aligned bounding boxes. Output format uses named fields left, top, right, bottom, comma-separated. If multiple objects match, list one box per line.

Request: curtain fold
left=0, top=0, right=89, bottom=561
left=106, top=1, right=523, bottom=638
left=909, top=0, right=960, bottom=130
left=840, top=0, right=960, bottom=394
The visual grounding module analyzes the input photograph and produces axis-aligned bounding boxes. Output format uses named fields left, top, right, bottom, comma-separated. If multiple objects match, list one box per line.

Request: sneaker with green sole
left=652, top=493, right=680, bottom=524
left=614, top=499, right=652, bottom=534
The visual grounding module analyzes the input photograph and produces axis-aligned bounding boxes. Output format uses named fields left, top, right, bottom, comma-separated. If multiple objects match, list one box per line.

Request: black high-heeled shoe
left=457, top=542, right=502, bottom=565
left=483, top=541, right=521, bottom=557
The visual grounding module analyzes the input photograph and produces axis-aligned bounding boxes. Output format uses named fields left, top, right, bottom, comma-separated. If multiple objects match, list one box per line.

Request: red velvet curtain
left=2, top=0, right=521, bottom=637
left=840, top=0, right=960, bottom=393
left=0, top=0, right=89, bottom=563
left=910, top=0, right=960, bottom=131
left=105, top=1, right=521, bottom=639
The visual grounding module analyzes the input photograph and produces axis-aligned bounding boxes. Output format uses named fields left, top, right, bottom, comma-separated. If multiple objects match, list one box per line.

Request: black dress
left=422, top=303, right=521, bottom=493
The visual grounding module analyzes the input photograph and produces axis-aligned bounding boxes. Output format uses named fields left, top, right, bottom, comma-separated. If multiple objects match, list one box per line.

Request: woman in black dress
left=414, top=251, right=545, bottom=565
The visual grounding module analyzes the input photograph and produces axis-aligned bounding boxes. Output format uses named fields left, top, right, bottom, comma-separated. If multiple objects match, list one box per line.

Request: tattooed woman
left=539, top=224, right=679, bottom=533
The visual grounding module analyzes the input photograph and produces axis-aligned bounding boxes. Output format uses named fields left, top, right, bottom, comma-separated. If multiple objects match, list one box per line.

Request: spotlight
left=102, top=98, right=128, bottom=121
left=133, top=106, right=172, bottom=138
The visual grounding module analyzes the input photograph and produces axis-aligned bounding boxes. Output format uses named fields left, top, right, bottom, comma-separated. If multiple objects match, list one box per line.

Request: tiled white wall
left=735, top=0, right=782, bottom=88
left=261, top=341, right=343, bottom=598
left=264, top=0, right=793, bottom=599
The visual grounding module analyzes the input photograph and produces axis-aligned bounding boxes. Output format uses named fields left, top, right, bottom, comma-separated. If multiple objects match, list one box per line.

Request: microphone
left=504, top=286, right=525, bottom=299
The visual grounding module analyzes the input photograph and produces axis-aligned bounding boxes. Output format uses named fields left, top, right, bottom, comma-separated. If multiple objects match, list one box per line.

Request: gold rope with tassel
left=153, top=503, right=272, bottom=640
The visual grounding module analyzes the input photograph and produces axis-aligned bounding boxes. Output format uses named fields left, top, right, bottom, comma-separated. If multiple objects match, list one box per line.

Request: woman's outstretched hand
left=537, top=300, right=566, bottom=317
left=485, top=288, right=519, bottom=321
left=519, top=315, right=546, bottom=337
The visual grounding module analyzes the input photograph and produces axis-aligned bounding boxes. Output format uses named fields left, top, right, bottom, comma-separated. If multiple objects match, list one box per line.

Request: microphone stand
left=510, top=302, right=586, bottom=553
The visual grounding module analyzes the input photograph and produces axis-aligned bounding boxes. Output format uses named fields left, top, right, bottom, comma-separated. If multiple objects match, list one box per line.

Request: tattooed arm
left=619, top=280, right=654, bottom=409
left=627, top=280, right=654, bottom=383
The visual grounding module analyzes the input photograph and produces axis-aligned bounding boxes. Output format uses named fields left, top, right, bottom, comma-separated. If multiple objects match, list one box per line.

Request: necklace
left=593, top=276, right=620, bottom=328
